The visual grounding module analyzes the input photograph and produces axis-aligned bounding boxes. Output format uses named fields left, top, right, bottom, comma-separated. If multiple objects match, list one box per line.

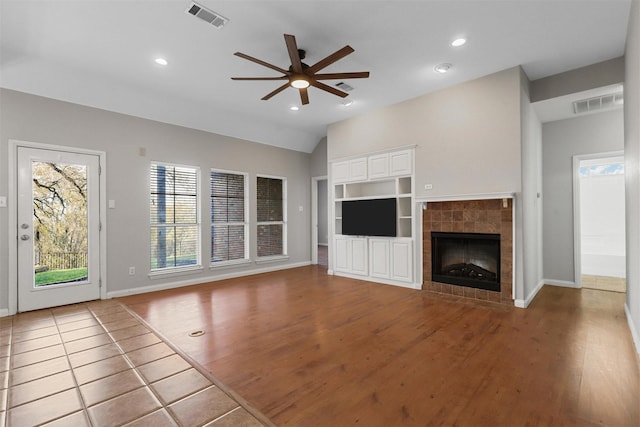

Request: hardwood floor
left=120, top=267, right=640, bottom=426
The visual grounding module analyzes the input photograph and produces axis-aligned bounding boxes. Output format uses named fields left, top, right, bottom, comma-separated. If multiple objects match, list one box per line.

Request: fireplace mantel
left=415, top=192, right=515, bottom=203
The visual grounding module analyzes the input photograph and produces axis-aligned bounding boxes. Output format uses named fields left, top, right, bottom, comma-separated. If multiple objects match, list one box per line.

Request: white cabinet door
left=350, top=238, right=368, bottom=276
left=349, top=158, right=368, bottom=181
left=369, top=239, right=390, bottom=278
left=391, top=240, right=413, bottom=282
left=332, top=161, right=350, bottom=183
left=334, top=236, right=368, bottom=276
left=332, top=158, right=368, bottom=183
left=334, top=237, right=350, bottom=272
left=389, top=150, right=413, bottom=176
left=368, top=154, right=389, bottom=179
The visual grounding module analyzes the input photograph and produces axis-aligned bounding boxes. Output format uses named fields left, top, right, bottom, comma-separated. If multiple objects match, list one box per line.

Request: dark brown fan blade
left=261, top=82, right=290, bottom=101
left=308, top=79, right=348, bottom=98
left=234, top=52, right=289, bottom=75
left=284, top=34, right=303, bottom=73
left=313, top=72, right=370, bottom=80
left=307, top=46, right=354, bottom=74
left=231, top=76, right=288, bottom=81
left=299, top=87, right=309, bottom=105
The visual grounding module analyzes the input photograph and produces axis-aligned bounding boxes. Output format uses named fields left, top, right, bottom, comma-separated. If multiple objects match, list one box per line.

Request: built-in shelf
left=331, top=148, right=416, bottom=288
left=334, top=177, right=413, bottom=238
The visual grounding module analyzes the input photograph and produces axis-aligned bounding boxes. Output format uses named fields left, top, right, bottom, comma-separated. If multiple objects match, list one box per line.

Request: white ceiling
left=0, top=0, right=632, bottom=153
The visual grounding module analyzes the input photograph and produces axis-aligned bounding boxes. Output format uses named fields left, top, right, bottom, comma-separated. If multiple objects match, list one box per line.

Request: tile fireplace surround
left=422, top=198, right=513, bottom=305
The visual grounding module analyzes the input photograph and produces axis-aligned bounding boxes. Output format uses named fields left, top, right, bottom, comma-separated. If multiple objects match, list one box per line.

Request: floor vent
left=186, top=2, right=228, bottom=29
left=573, top=92, right=623, bottom=114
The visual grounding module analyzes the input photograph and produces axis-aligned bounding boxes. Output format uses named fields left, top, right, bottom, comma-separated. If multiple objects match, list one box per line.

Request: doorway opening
left=311, top=176, right=328, bottom=268
left=574, top=153, right=626, bottom=292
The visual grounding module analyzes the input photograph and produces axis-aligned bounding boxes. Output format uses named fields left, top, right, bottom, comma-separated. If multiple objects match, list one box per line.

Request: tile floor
left=0, top=299, right=267, bottom=427
left=582, top=274, right=627, bottom=293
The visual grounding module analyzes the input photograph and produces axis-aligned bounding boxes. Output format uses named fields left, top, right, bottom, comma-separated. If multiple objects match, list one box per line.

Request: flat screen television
left=342, top=198, right=397, bottom=237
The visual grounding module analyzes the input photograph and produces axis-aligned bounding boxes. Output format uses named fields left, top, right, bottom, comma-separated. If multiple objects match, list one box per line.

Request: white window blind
left=150, top=163, right=200, bottom=270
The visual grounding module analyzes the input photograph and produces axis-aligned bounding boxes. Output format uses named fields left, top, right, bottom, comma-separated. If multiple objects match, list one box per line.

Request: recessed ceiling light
left=290, top=106, right=299, bottom=111
left=434, top=63, right=452, bottom=74
left=154, top=58, right=168, bottom=66
left=341, top=99, right=354, bottom=107
left=451, top=38, right=467, bottom=47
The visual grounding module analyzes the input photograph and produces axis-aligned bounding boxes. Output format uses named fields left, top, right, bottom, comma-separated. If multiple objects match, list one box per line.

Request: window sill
left=255, top=255, right=289, bottom=265
left=210, top=259, right=252, bottom=270
left=148, top=265, right=203, bottom=279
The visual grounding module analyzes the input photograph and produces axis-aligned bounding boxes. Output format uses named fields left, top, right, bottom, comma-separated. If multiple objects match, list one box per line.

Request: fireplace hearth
left=431, top=232, right=500, bottom=292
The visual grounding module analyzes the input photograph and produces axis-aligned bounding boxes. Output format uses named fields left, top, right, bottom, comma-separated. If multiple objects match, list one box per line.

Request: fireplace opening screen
left=431, top=232, right=500, bottom=292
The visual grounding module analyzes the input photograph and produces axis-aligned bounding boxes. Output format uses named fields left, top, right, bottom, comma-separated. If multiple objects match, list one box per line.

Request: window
left=210, top=170, right=248, bottom=264
left=256, top=176, right=286, bottom=257
left=150, top=163, right=200, bottom=271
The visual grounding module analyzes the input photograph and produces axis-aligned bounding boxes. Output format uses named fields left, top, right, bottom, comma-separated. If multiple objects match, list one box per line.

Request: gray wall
left=310, top=137, right=327, bottom=178
left=0, top=89, right=312, bottom=309
left=625, top=0, right=640, bottom=352
left=531, top=57, right=625, bottom=103
left=542, top=109, right=624, bottom=283
left=520, top=69, right=544, bottom=304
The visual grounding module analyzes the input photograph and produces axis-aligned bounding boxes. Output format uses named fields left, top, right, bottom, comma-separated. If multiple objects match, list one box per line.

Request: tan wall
left=328, top=67, right=523, bottom=199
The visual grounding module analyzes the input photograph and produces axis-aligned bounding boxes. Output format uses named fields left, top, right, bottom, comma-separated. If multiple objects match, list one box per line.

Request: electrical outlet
left=128, top=266, right=135, bottom=276
left=424, top=184, right=433, bottom=190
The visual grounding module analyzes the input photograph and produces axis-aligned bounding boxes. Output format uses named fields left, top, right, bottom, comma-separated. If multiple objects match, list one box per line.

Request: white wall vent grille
left=335, top=82, right=354, bottom=92
left=573, top=92, right=623, bottom=114
left=186, top=2, right=228, bottom=29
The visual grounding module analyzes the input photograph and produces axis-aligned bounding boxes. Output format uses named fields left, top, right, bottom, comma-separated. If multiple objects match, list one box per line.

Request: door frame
left=572, top=150, right=624, bottom=289
left=311, top=175, right=327, bottom=265
left=8, top=139, right=107, bottom=315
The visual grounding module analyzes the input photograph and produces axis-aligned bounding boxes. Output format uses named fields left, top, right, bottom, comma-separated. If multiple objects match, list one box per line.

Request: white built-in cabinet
left=335, top=236, right=368, bottom=276
left=331, top=148, right=415, bottom=287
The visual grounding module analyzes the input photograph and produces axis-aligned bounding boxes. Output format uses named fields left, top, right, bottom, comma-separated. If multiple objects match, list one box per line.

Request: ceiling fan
left=231, top=34, right=370, bottom=105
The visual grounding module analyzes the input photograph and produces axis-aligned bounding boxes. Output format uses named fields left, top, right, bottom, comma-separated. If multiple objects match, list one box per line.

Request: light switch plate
left=0, top=196, right=6, bottom=208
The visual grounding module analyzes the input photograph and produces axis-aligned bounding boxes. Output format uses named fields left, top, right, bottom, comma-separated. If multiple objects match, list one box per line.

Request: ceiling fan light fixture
left=434, top=63, right=452, bottom=74
left=290, top=77, right=310, bottom=89
left=290, top=105, right=299, bottom=111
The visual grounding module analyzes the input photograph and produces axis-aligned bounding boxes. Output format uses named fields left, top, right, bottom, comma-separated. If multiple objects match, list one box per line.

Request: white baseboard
left=543, top=279, right=579, bottom=288
left=108, top=261, right=310, bottom=299
left=515, top=279, right=545, bottom=308
left=333, top=271, right=421, bottom=290
left=625, top=303, right=640, bottom=356
left=0, top=309, right=9, bottom=318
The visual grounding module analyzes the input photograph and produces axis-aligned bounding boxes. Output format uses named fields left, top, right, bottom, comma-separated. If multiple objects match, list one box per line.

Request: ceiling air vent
left=186, top=2, right=228, bottom=29
left=336, top=82, right=354, bottom=92
left=573, top=92, right=623, bottom=115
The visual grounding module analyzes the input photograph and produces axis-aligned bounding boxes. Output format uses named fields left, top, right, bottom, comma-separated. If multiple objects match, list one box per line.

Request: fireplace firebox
left=431, top=232, right=500, bottom=292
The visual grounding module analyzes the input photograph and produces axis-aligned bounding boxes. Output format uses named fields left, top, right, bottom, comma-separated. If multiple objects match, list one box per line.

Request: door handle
left=20, top=235, right=30, bottom=241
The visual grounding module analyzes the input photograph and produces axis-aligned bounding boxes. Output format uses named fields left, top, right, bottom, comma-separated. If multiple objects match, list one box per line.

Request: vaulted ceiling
left=0, top=1, right=631, bottom=152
